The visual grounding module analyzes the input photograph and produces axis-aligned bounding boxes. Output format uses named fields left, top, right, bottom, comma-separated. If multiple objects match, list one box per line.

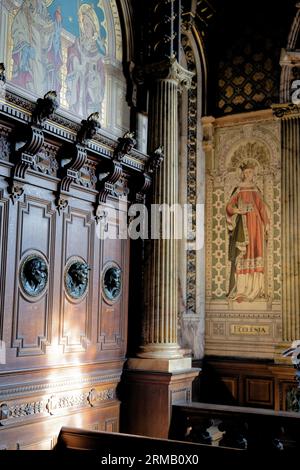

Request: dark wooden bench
left=170, top=401, right=300, bottom=455
left=55, top=426, right=247, bottom=466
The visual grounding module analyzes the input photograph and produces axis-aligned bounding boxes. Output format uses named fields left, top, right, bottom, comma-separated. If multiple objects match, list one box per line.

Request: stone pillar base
left=120, top=364, right=200, bottom=438
left=128, top=357, right=192, bottom=372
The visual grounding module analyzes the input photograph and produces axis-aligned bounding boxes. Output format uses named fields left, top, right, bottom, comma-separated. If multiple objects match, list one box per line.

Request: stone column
left=272, top=105, right=300, bottom=344
left=281, top=112, right=300, bottom=341
left=130, top=57, right=194, bottom=368
left=122, top=58, right=200, bottom=438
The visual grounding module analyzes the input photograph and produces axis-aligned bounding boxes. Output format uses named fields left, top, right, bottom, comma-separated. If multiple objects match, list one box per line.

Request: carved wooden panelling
left=0, top=125, right=12, bottom=162
left=98, top=231, right=129, bottom=353
left=0, top=191, right=9, bottom=339
left=19, top=438, right=57, bottom=450
left=222, top=377, right=238, bottom=400
left=0, top=404, right=120, bottom=449
left=61, top=207, right=94, bottom=352
left=245, top=377, right=274, bottom=407
left=12, top=196, right=55, bottom=356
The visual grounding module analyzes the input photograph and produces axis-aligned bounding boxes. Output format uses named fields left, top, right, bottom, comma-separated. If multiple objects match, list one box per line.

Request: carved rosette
left=19, top=252, right=49, bottom=300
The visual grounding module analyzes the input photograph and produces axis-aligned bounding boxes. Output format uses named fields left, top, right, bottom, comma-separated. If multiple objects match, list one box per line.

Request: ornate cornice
left=0, top=87, right=148, bottom=173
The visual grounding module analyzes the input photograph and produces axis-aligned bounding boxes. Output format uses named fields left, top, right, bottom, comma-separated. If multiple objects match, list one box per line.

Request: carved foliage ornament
left=102, top=263, right=122, bottom=303
left=19, top=253, right=48, bottom=298
left=64, top=257, right=90, bottom=300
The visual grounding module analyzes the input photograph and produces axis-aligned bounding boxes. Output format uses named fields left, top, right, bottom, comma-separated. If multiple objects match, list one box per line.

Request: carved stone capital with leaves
left=146, top=57, right=194, bottom=91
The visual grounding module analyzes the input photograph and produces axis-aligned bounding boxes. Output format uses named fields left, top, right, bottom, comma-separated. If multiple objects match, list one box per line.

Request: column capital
left=272, top=102, right=300, bottom=118
left=146, top=56, right=194, bottom=91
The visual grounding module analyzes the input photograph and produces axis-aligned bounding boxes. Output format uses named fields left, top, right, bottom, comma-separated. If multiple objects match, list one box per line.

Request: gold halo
left=78, top=3, right=100, bottom=37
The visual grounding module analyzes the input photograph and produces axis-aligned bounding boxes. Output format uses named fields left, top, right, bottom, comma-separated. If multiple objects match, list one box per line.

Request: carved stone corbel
left=9, top=91, right=58, bottom=203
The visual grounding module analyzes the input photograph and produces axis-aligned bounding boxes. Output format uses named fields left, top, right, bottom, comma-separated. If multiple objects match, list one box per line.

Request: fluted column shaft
left=282, top=115, right=300, bottom=341
left=139, top=59, right=193, bottom=359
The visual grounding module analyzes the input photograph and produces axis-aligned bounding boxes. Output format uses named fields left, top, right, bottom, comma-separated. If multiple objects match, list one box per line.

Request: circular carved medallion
left=64, top=257, right=90, bottom=301
left=19, top=253, right=48, bottom=298
left=102, top=262, right=122, bottom=303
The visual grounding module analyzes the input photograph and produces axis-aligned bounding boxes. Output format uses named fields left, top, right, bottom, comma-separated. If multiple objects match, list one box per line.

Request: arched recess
left=178, top=23, right=207, bottom=359
left=116, top=0, right=134, bottom=65
left=280, top=3, right=300, bottom=103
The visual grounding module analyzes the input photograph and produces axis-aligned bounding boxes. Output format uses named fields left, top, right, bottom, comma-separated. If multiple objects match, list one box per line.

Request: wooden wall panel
left=97, top=206, right=129, bottom=356
left=0, top=91, right=139, bottom=447
left=245, top=377, right=273, bottom=407
left=0, top=189, right=9, bottom=341
left=196, top=358, right=296, bottom=411
left=12, top=196, right=55, bottom=356
left=60, top=206, right=95, bottom=353
left=222, top=377, right=238, bottom=400
left=0, top=403, right=120, bottom=449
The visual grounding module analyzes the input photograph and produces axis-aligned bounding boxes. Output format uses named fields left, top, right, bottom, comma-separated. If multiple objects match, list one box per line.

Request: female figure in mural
left=226, top=162, right=270, bottom=302
left=11, top=0, right=54, bottom=95
left=66, top=3, right=106, bottom=117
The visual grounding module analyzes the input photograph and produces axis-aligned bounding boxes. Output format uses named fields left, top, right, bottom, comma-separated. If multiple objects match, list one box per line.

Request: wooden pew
left=55, top=426, right=247, bottom=466
left=170, top=401, right=300, bottom=457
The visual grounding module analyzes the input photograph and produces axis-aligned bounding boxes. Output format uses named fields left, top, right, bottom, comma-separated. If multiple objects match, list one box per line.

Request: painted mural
left=0, top=0, right=127, bottom=133
left=203, top=118, right=282, bottom=359
left=226, top=161, right=270, bottom=303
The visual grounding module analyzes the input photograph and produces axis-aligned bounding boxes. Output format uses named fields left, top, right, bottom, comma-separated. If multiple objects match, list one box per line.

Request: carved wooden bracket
left=60, top=143, right=87, bottom=192
left=131, top=146, right=164, bottom=203
left=8, top=182, right=24, bottom=205
left=114, top=131, right=136, bottom=162
left=95, top=159, right=123, bottom=213
left=132, top=172, right=152, bottom=203
left=56, top=197, right=69, bottom=215
left=9, top=91, right=59, bottom=203
left=0, top=63, right=6, bottom=84
left=56, top=114, right=100, bottom=213
left=94, top=131, right=136, bottom=220
left=13, top=125, right=44, bottom=178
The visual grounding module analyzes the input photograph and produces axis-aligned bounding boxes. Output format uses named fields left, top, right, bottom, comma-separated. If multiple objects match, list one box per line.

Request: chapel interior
left=0, top=0, right=300, bottom=454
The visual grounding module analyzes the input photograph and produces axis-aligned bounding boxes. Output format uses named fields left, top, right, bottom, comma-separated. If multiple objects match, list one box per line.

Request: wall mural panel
left=204, top=113, right=282, bottom=359
left=0, top=0, right=129, bottom=134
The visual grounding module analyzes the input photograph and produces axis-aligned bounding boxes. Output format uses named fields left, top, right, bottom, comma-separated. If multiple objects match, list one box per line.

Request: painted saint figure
left=226, top=162, right=270, bottom=302
left=66, top=3, right=106, bottom=117
left=11, top=0, right=55, bottom=95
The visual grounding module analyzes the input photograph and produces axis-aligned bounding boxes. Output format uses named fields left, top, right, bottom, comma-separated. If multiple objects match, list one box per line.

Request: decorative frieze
left=0, top=387, right=116, bottom=424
